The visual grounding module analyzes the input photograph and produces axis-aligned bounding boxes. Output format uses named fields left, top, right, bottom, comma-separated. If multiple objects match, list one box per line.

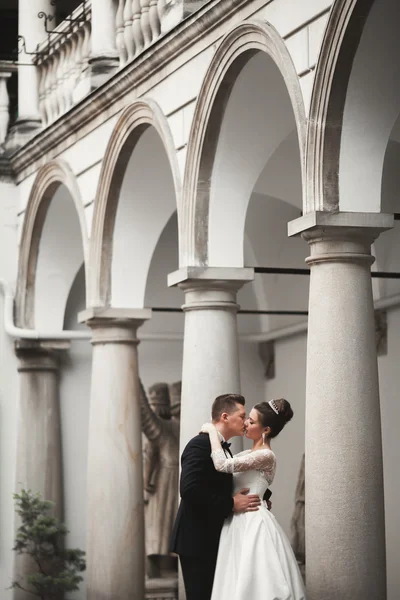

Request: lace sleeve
left=211, top=448, right=275, bottom=474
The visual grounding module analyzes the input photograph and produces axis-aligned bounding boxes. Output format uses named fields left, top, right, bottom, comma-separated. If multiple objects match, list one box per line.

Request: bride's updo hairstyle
left=254, top=399, right=293, bottom=438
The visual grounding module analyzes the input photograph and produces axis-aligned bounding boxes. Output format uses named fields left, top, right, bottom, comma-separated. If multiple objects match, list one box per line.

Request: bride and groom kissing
left=170, top=393, right=306, bottom=600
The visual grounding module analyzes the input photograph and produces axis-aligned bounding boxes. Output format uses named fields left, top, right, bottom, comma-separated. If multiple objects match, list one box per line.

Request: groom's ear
left=221, top=412, right=229, bottom=422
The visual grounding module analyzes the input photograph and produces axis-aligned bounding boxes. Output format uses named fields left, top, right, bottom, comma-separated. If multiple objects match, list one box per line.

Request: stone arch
left=182, top=19, right=307, bottom=266
left=16, top=159, right=88, bottom=328
left=89, top=99, right=182, bottom=307
left=305, top=0, right=400, bottom=213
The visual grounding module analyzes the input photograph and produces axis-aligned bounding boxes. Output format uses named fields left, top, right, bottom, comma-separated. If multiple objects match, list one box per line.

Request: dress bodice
left=231, top=450, right=276, bottom=498
left=232, top=468, right=268, bottom=498
left=210, top=447, right=276, bottom=500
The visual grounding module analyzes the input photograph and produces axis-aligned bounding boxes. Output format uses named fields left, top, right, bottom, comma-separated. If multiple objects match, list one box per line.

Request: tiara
left=268, top=399, right=279, bottom=415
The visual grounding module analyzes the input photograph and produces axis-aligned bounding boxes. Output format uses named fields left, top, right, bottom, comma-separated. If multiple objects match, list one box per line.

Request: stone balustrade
left=25, top=0, right=207, bottom=131
left=35, top=1, right=92, bottom=127
left=116, top=0, right=167, bottom=68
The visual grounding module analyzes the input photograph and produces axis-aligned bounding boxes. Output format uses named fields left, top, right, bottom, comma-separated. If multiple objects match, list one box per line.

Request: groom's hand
left=233, top=488, right=261, bottom=513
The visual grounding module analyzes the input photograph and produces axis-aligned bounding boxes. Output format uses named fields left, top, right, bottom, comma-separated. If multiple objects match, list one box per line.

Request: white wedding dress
left=210, top=448, right=306, bottom=600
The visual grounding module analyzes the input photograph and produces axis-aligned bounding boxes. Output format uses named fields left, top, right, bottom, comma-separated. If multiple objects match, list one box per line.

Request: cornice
left=10, top=0, right=258, bottom=183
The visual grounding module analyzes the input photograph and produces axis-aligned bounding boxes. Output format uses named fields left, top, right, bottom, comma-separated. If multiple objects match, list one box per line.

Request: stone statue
left=140, top=379, right=181, bottom=578
left=169, top=380, right=181, bottom=420
left=290, top=453, right=305, bottom=579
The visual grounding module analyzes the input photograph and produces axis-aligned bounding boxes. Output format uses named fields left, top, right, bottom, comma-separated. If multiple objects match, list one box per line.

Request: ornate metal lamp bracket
left=17, top=2, right=89, bottom=60
left=17, top=36, right=39, bottom=57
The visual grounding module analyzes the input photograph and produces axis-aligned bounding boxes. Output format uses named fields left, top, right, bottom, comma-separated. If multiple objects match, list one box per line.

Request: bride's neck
left=252, top=438, right=271, bottom=451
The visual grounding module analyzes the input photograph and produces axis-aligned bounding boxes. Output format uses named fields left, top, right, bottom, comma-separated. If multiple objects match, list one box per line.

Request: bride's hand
left=200, top=423, right=215, bottom=434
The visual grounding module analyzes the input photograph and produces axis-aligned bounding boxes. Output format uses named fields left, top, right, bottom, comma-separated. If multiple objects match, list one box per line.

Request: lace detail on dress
left=211, top=448, right=276, bottom=480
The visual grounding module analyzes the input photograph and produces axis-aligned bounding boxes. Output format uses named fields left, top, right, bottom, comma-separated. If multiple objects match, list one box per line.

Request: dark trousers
left=179, top=554, right=217, bottom=600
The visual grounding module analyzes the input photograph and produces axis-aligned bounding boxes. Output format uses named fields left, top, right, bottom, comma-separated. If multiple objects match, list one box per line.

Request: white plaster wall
left=146, top=0, right=331, bottom=160
left=139, top=212, right=184, bottom=414
left=244, top=192, right=308, bottom=331
left=17, top=116, right=118, bottom=225
left=16, top=171, right=36, bottom=218
left=139, top=341, right=183, bottom=391
left=61, top=116, right=119, bottom=180
left=142, top=213, right=183, bottom=336
left=264, top=334, right=307, bottom=537
left=112, top=127, right=178, bottom=308
left=35, top=184, right=85, bottom=331
left=339, top=0, right=400, bottom=212
left=253, top=131, right=303, bottom=209
left=0, top=181, right=19, bottom=598
left=208, top=51, right=299, bottom=266
left=285, top=10, right=329, bottom=75
left=260, top=0, right=331, bottom=39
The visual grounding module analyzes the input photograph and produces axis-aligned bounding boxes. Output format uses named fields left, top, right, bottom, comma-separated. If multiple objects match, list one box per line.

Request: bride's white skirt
left=211, top=503, right=306, bottom=600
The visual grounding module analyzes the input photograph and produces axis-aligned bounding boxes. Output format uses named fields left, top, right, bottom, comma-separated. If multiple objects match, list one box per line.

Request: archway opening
left=111, top=125, right=178, bottom=308
left=34, top=182, right=86, bottom=330
left=336, top=0, right=400, bottom=212
left=196, top=46, right=307, bottom=538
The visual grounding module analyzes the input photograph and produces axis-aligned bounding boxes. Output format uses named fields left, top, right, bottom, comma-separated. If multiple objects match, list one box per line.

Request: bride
left=201, top=398, right=306, bottom=600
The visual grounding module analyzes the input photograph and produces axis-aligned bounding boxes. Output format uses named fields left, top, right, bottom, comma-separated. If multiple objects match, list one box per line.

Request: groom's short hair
left=211, top=394, right=245, bottom=421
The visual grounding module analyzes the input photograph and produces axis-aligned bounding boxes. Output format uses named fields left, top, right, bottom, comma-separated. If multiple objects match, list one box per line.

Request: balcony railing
left=0, top=0, right=204, bottom=149
left=33, top=0, right=169, bottom=127
left=34, top=1, right=92, bottom=127
left=116, top=0, right=166, bottom=67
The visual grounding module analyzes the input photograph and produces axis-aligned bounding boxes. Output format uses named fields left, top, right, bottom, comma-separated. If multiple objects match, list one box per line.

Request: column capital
left=168, top=267, right=253, bottom=314
left=168, top=266, right=254, bottom=290
left=15, top=339, right=70, bottom=372
left=78, top=307, right=152, bottom=345
left=288, top=211, right=393, bottom=240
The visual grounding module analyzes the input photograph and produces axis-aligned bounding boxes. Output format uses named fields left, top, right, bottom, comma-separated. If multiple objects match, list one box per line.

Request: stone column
left=288, top=212, right=393, bottom=600
left=89, top=0, right=119, bottom=88
left=168, top=267, right=254, bottom=453
left=13, top=340, right=67, bottom=600
left=79, top=307, right=151, bottom=600
left=17, top=0, right=55, bottom=133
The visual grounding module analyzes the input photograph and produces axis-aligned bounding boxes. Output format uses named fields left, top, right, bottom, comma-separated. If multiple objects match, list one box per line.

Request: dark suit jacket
left=170, top=433, right=233, bottom=558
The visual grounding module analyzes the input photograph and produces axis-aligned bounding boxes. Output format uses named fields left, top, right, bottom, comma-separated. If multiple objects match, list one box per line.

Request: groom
left=170, top=393, right=263, bottom=600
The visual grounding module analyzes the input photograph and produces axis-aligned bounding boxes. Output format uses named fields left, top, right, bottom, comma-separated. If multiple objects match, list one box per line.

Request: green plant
left=10, top=489, right=86, bottom=599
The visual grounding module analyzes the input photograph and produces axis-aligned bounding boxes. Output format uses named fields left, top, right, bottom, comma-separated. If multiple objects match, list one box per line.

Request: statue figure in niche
left=291, top=453, right=305, bottom=579
left=140, top=380, right=181, bottom=578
